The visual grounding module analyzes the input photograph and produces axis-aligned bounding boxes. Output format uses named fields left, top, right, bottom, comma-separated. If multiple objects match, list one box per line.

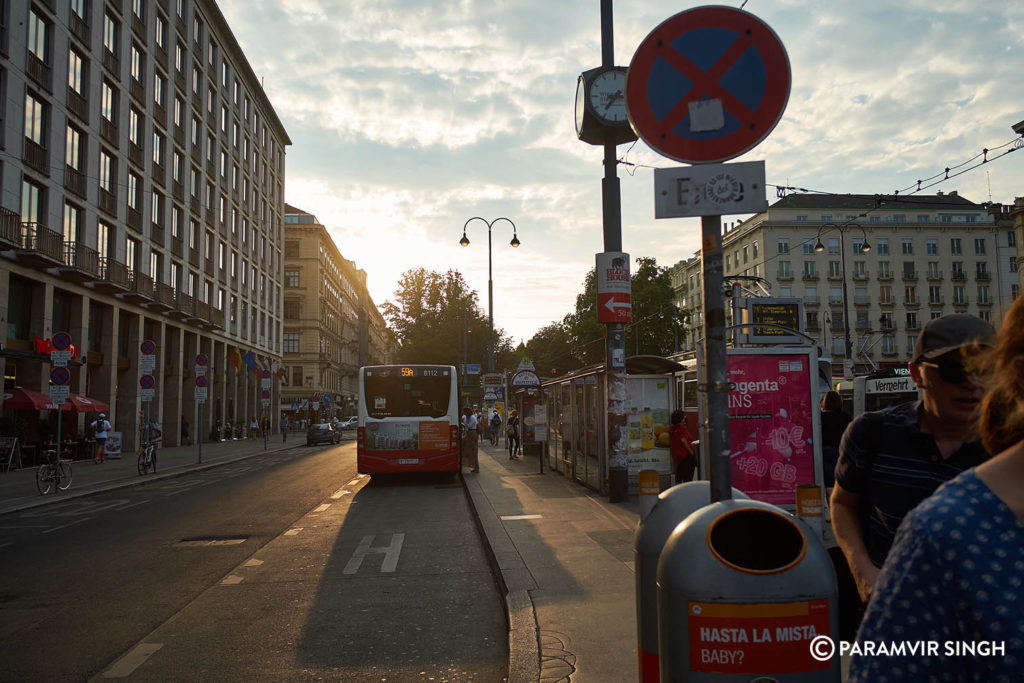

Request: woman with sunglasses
left=830, top=314, right=995, bottom=626
left=850, top=299, right=1024, bottom=681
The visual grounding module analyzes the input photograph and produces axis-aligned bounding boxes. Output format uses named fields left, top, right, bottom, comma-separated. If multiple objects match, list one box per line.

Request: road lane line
left=43, top=516, right=93, bottom=534
left=330, top=489, right=351, bottom=499
left=500, top=514, right=544, bottom=521
left=243, top=559, right=263, bottom=567
left=221, top=574, right=244, bottom=585
left=313, top=503, right=331, bottom=513
left=284, top=528, right=302, bottom=536
left=102, top=643, right=163, bottom=678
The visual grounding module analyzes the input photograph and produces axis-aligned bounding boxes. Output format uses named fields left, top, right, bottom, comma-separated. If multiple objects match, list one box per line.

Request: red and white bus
left=356, top=365, right=461, bottom=474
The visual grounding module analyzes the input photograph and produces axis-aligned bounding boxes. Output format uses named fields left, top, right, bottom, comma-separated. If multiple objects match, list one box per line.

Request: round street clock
left=575, top=66, right=638, bottom=146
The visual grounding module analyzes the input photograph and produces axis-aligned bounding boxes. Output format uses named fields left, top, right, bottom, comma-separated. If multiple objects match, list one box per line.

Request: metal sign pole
left=198, top=403, right=203, bottom=464
left=701, top=215, right=732, bottom=502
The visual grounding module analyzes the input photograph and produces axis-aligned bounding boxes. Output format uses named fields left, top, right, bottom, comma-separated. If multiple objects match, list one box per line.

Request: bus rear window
left=363, top=370, right=452, bottom=419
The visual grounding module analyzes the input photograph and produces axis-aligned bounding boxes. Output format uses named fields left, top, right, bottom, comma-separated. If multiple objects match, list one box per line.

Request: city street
left=0, top=442, right=507, bottom=681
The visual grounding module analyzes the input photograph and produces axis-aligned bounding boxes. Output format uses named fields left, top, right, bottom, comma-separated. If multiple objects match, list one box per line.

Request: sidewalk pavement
left=465, top=439, right=641, bottom=683
left=0, top=432, right=323, bottom=516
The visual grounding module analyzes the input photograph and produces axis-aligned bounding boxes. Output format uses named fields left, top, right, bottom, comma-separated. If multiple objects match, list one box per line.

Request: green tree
left=524, top=320, right=578, bottom=378
left=380, top=267, right=517, bottom=372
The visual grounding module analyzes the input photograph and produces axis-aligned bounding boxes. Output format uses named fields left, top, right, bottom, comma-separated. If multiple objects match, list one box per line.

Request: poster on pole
left=725, top=351, right=818, bottom=506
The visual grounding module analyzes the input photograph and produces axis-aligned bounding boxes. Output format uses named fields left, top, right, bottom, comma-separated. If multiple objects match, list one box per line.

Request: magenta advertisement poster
left=728, top=354, right=815, bottom=505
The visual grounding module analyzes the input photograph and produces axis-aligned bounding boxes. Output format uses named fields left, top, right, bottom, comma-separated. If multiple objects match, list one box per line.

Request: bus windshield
left=362, top=366, right=453, bottom=419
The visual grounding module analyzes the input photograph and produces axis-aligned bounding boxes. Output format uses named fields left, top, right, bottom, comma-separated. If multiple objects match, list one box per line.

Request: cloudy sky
left=219, top=0, right=1024, bottom=345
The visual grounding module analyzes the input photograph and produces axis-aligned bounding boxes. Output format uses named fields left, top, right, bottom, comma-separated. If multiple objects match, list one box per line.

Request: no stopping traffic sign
left=626, top=6, right=790, bottom=164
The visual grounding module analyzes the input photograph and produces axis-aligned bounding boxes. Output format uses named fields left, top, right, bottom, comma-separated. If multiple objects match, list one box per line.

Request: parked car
left=306, top=422, right=341, bottom=446
left=339, top=416, right=358, bottom=430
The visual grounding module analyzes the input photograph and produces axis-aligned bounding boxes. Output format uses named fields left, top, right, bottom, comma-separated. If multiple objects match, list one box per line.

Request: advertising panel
left=626, top=377, right=672, bottom=475
left=727, top=354, right=815, bottom=506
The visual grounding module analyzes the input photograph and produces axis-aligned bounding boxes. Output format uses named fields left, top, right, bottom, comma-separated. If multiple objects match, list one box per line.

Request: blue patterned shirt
left=849, top=469, right=1024, bottom=682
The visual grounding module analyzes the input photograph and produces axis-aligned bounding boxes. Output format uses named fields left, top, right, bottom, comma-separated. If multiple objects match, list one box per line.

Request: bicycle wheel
left=36, top=464, right=54, bottom=495
left=137, top=450, right=149, bottom=475
left=57, top=461, right=73, bottom=491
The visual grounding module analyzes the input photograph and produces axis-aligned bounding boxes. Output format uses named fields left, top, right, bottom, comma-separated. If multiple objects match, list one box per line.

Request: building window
left=777, top=261, right=790, bottom=278
left=950, top=238, right=962, bottom=254
left=68, top=49, right=86, bottom=94
left=99, top=151, right=114, bottom=193
left=978, top=285, right=990, bottom=304
left=285, top=241, right=299, bottom=257
left=952, top=286, right=965, bottom=305
left=103, top=11, right=118, bottom=56
left=101, top=80, right=117, bottom=122
left=875, top=237, right=889, bottom=255
left=127, top=172, right=140, bottom=210
left=902, top=238, right=913, bottom=255
left=1009, top=231, right=1017, bottom=247
left=974, top=238, right=986, bottom=255
left=926, top=239, right=937, bottom=255
left=827, top=238, right=839, bottom=255
left=879, top=285, right=892, bottom=304
left=24, top=93, right=47, bottom=146
left=130, top=44, right=144, bottom=83
left=65, top=124, right=84, bottom=169
left=777, top=237, right=789, bottom=254
left=803, top=261, right=815, bottom=276
left=283, top=333, right=299, bottom=354
left=284, top=300, right=300, bottom=319
left=29, top=9, right=48, bottom=62
left=63, top=202, right=81, bottom=243
left=285, top=270, right=300, bottom=287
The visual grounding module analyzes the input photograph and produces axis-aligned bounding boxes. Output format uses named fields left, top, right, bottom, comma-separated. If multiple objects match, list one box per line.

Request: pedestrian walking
left=850, top=297, right=1024, bottom=682
left=488, top=409, right=502, bottom=446
left=830, top=313, right=995, bottom=636
left=462, top=407, right=479, bottom=472
left=250, top=417, right=258, bottom=439
left=91, top=413, right=112, bottom=463
left=506, top=409, right=520, bottom=459
left=819, top=389, right=851, bottom=490
left=280, top=415, right=289, bottom=442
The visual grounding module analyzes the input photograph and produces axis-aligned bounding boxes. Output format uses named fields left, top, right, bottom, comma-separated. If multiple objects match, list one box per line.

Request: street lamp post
left=459, top=217, right=519, bottom=373
left=815, top=222, right=870, bottom=378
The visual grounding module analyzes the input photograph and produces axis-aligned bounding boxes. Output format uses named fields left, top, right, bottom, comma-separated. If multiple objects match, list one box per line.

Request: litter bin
left=657, top=499, right=839, bottom=681
left=635, top=481, right=748, bottom=683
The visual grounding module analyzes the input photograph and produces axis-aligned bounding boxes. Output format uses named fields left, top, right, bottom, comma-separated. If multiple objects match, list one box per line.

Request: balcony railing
left=854, top=296, right=871, bottom=306
left=951, top=272, right=967, bottom=281
left=20, top=222, right=63, bottom=260
left=976, top=272, right=991, bottom=281
left=98, top=189, right=117, bottom=216
left=155, top=282, right=177, bottom=307
left=129, top=77, right=145, bottom=104
left=99, top=257, right=130, bottom=288
left=127, top=270, right=155, bottom=299
left=0, top=207, right=21, bottom=245
left=852, top=271, right=869, bottom=281
left=802, top=273, right=819, bottom=281
left=64, top=165, right=87, bottom=198
left=926, top=270, right=943, bottom=281
left=67, top=87, right=89, bottom=123
left=23, top=138, right=49, bottom=175
left=901, top=271, right=918, bottom=281
left=877, top=271, right=893, bottom=281
left=803, top=296, right=819, bottom=305
left=102, top=48, right=119, bottom=75
left=62, top=241, right=100, bottom=276
left=69, top=12, right=90, bottom=46
left=101, top=118, right=118, bottom=147
left=26, top=53, right=51, bottom=91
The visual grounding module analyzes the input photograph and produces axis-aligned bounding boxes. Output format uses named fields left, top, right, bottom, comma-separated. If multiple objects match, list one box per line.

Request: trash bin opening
left=707, top=508, right=807, bottom=574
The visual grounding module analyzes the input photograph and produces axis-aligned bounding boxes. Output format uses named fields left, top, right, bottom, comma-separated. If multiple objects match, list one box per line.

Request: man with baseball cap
left=91, top=412, right=112, bottom=463
left=829, top=313, right=995, bottom=634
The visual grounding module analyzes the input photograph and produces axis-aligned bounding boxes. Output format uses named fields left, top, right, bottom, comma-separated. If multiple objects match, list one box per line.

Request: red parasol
left=2, top=387, right=54, bottom=411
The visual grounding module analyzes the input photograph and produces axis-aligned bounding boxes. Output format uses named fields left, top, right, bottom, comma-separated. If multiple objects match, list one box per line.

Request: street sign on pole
left=596, top=252, right=632, bottom=323
left=50, top=331, right=72, bottom=367
left=654, top=161, right=768, bottom=218
left=140, top=339, right=157, bottom=374
left=625, top=6, right=791, bottom=164
left=140, top=374, right=156, bottom=401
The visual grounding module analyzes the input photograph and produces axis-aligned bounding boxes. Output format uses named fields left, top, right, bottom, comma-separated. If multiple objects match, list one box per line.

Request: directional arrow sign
left=599, top=293, right=632, bottom=323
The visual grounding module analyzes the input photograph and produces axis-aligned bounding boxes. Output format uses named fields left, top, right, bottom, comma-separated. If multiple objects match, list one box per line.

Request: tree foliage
left=381, top=267, right=516, bottom=371
left=526, top=257, right=689, bottom=376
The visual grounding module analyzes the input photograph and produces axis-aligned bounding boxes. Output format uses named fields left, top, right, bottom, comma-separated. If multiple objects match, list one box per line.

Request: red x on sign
left=626, top=6, right=790, bottom=164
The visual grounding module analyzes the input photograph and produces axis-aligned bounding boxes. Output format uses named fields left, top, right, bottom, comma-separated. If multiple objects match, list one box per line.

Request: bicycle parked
left=36, top=449, right=72, bottom=495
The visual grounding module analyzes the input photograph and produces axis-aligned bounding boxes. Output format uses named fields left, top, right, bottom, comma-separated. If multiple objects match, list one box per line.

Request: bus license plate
left=397, top=458, right=420, bottom=465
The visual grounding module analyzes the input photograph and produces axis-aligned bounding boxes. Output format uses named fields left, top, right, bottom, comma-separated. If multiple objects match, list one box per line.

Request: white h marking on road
left=342, top=533, right=405, bottom=574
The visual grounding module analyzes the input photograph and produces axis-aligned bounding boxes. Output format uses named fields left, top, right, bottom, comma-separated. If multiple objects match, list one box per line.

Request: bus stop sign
left=625, top=6, right=790, bottom=164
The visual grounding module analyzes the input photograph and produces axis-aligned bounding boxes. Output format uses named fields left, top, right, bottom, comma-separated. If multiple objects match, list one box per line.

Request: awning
left=1, top=388, right=109, bottom=413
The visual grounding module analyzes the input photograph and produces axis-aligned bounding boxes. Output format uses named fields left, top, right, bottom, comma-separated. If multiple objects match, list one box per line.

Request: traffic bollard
left=634, top=481, right=748, bottom=683
left=657, top=499, right=839, bottom=681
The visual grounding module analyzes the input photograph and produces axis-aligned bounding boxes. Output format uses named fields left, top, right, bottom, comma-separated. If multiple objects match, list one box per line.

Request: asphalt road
left=0, top=442, right=507, bottom=681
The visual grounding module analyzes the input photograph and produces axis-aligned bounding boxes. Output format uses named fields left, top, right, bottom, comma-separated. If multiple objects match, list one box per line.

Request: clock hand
left=604, top=91, right=623, bottom=110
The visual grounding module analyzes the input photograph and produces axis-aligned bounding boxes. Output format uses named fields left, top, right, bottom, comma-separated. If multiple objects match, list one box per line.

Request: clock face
left=575, top=75, right=588, bottom=135
left=590, top=69, right=628, bottom=124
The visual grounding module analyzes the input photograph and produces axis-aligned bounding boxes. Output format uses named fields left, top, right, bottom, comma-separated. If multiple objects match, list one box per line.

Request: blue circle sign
left=52, top=331, right=72, bottom=351
left=50, top=367, right=71, bottom=385
left=195, top=375, right=208, bottom=388
left=139, top=374, right=155, bottom=389
left=626, top=6, right=790, bottom=164
left=140, top=339, right=156, bottom=355
left=195, top=353, right=209, bottom=366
